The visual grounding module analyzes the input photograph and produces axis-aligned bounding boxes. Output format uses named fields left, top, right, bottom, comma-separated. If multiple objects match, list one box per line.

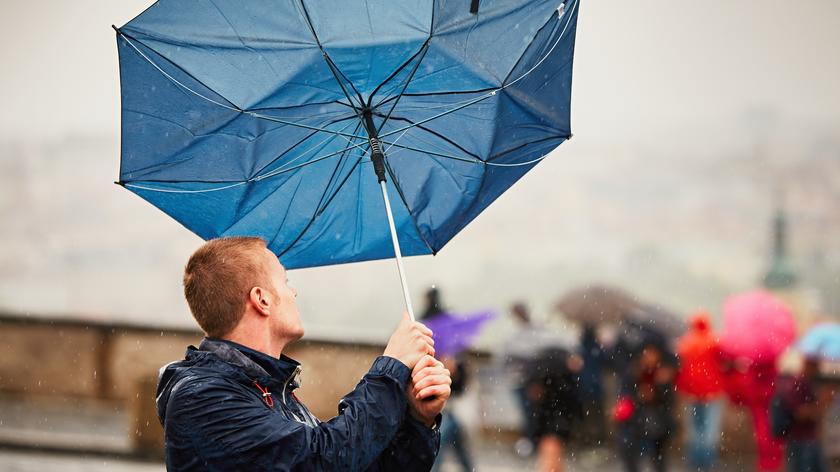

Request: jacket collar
left=196, top=338, right=301, bottom=388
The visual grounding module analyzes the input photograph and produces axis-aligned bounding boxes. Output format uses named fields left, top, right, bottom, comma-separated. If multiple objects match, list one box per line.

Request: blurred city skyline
left=1, top=0, right=838, bottom=343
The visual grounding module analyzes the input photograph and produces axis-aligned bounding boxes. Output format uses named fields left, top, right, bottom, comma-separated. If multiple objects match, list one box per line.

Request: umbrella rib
left=314, top=150, right=366, bottom=217
left=297, top=0, right=365, bottom=110
left=372, top=112, right=482, bottom=161
left=382, top=160, right=436, bottom=254
left=313, top=121, right=365, bottom=214
left=249, top=114, right=358, bottom=179
left=117, top=31, right=366, bottom=141
left=278, top=149, right=367, bottom=259
left=371, top=0, right=436, bottom=109
left=376, top=87, right=498, bottom=108
left=375, top=41, right=431, bottom=134
left=369, top=36, right=431, bottom=105
left=274, top=145, right=360, bottom=252
left=486, top=134, right=569, bottom=165
left=380, top=134, right=568, bottom=168
left=122, top=136, right=372, bottom=193
left=380, top=141, right=479, bottom=165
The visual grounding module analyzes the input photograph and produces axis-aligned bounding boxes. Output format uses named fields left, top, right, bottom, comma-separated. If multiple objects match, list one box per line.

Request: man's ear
left=249, top=286, right=271, bottom=317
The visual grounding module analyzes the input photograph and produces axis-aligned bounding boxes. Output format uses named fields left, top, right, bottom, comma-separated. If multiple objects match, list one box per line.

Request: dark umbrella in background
left=555, top=285, right=685, bottom=337
left=554, top=285, right=640, bottom=325
left=626, top=304, right=686, bottom=339
left=114, top=0, right=581, bottom=321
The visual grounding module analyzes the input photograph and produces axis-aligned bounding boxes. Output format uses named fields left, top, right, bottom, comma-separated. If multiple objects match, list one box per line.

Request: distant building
left=761, top=207, right=821, bottom=331
left=762, top=209, right=797, bottom=290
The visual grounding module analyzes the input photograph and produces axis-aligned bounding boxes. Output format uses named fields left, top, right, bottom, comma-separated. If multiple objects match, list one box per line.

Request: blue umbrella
left=115, top=0, right=579, bottom=319
left=798, top=323, right=840, bottom=361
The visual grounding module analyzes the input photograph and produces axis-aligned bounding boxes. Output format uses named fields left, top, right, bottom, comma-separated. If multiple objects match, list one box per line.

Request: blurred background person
left=525, top=347, right=583, bottom=472
left=577, top=323, right=606, bottom=446
left=777, top=356, right=828, bottom=472
left=614, top=340, right=676, bottom=472
left=501, top=301, right=541, bottom=456
left=421, top=287, right=476, bottom=472
left=675, top=311, right=724, bottom=471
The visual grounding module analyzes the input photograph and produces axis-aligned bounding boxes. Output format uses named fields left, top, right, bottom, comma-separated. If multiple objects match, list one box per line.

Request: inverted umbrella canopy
left=115, top=1, right=578, bottom=272
left=719, top=290, right=796, bottom=362
left=798, top=323, right=840, bottom=361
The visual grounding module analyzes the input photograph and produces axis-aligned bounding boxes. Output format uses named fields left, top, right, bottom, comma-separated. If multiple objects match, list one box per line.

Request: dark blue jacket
left=156, top=338, right=440, bottom=471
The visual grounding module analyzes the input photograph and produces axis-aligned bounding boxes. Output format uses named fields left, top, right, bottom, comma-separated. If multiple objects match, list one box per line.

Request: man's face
left=261, top=248, right=304, bottom=342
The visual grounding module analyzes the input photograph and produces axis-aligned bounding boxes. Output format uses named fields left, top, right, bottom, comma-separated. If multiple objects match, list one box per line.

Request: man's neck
left=223, top=331, right=288, bottom=359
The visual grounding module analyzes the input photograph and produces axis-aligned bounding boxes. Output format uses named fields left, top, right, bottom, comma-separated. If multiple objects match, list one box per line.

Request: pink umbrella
left=719, top=290, right=796, bottom=363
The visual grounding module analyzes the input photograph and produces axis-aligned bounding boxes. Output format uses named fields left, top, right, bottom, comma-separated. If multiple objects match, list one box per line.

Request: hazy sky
left=1, top=1, right=838, bottom=342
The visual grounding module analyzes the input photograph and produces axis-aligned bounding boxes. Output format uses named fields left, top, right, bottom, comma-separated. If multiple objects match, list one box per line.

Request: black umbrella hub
left=362, top=108, right=387, bottom=183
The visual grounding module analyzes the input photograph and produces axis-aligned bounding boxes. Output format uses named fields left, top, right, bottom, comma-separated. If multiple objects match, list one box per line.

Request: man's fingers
left=412, top=355, right=437, bottom=374
left=416, top=384, right=451, bottom=400
left=412, top=365, right=449, bottom=384
left=413, top=373, right=452, bottom=392
left=413, top=322, right=433, bottom=337
left=418, top=334, right=434, bottom=347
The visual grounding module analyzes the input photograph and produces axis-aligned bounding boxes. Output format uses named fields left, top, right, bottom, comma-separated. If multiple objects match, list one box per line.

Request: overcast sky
left=1, top=1, right=838, bottom=342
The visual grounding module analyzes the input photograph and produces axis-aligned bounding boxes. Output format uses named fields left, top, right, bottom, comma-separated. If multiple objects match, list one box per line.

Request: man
left=157, top=237, right=452, bottom=471
left=781, top=356, right=828, bottom=472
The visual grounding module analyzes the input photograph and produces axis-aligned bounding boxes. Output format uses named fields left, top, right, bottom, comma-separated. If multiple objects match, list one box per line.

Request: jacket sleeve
left=366, top=412, right=441, bottom=471
left=166, top=356, right=416, bottom=471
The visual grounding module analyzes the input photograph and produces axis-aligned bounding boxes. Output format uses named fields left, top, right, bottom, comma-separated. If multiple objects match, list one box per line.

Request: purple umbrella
left=422, top=311, right=496, bottom=357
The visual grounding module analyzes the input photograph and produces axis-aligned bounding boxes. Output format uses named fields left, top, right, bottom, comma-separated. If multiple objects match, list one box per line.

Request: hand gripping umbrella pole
left=363, top=110, right=417, bottom=321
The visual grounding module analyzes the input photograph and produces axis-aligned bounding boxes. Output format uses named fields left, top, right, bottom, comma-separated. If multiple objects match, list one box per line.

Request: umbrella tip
left=114, top=181, right=125, bottom=187
left=111, top=25, right=120, bottom=33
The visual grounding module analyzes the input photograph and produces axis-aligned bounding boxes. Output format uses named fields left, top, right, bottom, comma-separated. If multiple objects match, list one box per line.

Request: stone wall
left=0, top=314, right=384, bottom=421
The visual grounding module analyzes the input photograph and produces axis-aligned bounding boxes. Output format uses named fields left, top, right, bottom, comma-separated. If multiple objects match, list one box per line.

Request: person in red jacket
left=675, top=312, right=724, bottom=471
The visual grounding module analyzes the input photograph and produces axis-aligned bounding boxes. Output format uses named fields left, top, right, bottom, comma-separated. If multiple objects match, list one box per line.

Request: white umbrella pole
left=379, top=180, right=416, bottom=321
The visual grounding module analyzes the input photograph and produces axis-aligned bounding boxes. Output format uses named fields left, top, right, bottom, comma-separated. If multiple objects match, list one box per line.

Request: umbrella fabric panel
left=489, top=9, right=575, bottom=159
left=120, top=0, right=343, bottom=110
left=117, top=35, right=356, bottom=183
left=413, top=0, right=566, bottom=93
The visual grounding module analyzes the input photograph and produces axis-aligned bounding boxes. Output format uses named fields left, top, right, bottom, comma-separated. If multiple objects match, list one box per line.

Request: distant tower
left=762, top=208, right=798, bottom=290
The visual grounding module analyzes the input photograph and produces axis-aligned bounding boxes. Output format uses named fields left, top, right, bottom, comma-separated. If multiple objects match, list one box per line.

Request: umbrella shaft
left=379, top=180, right=416, bottom=321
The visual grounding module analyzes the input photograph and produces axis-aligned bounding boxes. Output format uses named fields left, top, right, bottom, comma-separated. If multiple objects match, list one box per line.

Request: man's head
left=183, top=237, right=303, bottom=344
left=510, top=301, right=530, bottom=325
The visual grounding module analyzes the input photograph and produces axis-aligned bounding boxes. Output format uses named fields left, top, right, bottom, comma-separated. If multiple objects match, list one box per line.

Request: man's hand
left=407, top=355, right=451, bottom=428
left=383, top=313, right=435, bottom=370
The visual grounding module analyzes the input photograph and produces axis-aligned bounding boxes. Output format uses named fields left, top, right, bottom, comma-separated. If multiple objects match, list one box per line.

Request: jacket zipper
left=282, top=366, right=306, bottom=423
